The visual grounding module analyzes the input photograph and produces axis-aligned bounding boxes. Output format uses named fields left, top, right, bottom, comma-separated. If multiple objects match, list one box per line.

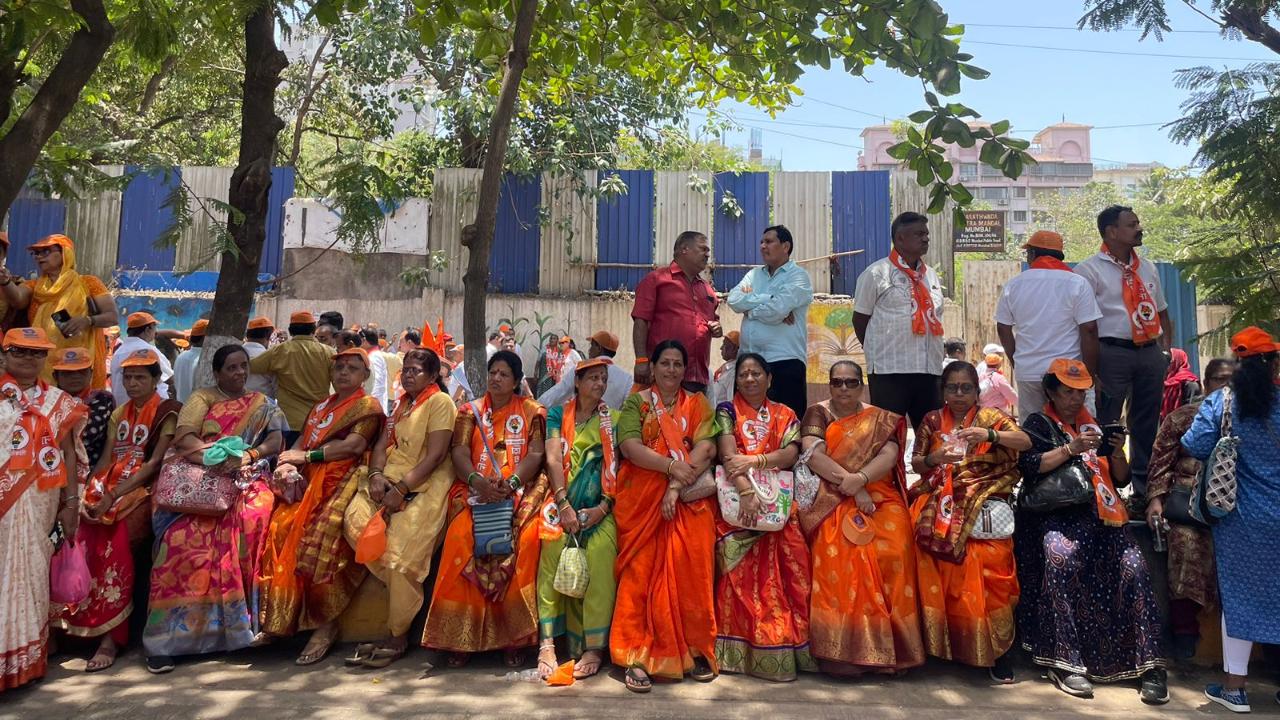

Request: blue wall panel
left=831, top=171, right=891, bottom=295
left=490, top=174, right=541, bottom=293
left=595, top=170, right=654, bottom=290
left=711, top=172, right=770, bottom=290
left=262, top=167, right=296, bottom=277
left=7, top=196, right=67, bottom=279
left=1157, top=261, right=1199, bottom=370
left=118, top=166, right=179, bottom=271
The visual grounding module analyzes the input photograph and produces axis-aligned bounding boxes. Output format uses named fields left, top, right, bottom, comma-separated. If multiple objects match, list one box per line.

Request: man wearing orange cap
left=243, top=316, right=276, bottom=398
left=537, top=330, right=633, bottom=409
left=996, top=229, right=1103, bottom=420
left=172, top=319, right=209, bottom=403
left=709, top=330, right=741, bottom=408
left=109, top=311, right=173, bottom=405
left=249, top=310, right=336, bottom=444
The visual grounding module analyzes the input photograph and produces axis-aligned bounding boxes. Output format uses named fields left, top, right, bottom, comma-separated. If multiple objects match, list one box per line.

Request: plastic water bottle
left=503, top=668, right=542, bottom=683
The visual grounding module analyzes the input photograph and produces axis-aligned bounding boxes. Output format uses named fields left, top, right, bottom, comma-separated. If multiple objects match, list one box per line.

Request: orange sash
left=928, top=406, right=991, bottom=537
left=1099, top=245, right=1161, bottom=344
left=650, top=388, right=696, bottom=462
left=86, top=393, right=162, bottom=523
left=1029, top=256, right=1073, bottom=272
left=561, top=398, right=617, bottom=496
left=889, top=249, right=943, bottom=336
left=1042, top=402, right=1128, bottom=526
left=0, top=374, right=65, bottom=490
left=471, top=393, right=537, bottom=480
left=302, top=389, right=369, bottom=449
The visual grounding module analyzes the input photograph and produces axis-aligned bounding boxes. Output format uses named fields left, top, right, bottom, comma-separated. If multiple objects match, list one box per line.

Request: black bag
left=1018, top=417, right=1095, bottom=514
left=1162, top=486, right=1208, bottom=528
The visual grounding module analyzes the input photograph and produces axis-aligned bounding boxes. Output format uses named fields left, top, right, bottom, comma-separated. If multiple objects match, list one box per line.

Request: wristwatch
left=577, top=509, right=590, bottom=526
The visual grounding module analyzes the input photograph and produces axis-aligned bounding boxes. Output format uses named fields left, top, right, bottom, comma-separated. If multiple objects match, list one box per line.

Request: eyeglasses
left=943, top=383, right=977, bottom=395
left=31, top=247, right=58, bottom=258
left=401, top=366, right=426, bottom=376
left=5, top=347, right=48, bottom=359
left=829, top=378, right=862, bottom=389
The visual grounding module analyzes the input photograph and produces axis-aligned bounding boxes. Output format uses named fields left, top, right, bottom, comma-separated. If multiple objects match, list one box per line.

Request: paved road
left=5, top=641, right=1277, bottom=719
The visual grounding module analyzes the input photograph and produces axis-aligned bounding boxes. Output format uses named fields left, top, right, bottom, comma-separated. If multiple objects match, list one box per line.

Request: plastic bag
left=355, top=509, right=388, bottom=564
left=552, top=534, right=589, bottom=599
left=50, top=539, right=90, bottom=605
left=546, top=659, right=577, bottom=686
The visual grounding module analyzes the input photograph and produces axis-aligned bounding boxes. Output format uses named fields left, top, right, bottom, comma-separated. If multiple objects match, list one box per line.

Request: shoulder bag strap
left=468, top=401, right=503, bottom=474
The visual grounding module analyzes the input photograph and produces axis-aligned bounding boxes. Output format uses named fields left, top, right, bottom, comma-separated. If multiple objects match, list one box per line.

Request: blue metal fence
left=830, top=170, right=891, bottom=295
left=489, top=174, right=541, bottom=293
left=711, top=172, right=770, bottom=290
left=596, top=170, right=654, bottom=290
left=262, top=168, right=295, bottom=276
left=6, top=195, right=67, bottom=278
left=117, top=166, right=179, bottom=272
left=1157, top=261, right=1200, bottom=369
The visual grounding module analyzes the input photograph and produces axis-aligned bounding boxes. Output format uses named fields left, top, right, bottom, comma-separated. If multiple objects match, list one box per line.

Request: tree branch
left=139, top=54, right=179, bottom=114
left=1221, top=5, right=1280, bottom=55
left=288, top=33, right=331, bottom=166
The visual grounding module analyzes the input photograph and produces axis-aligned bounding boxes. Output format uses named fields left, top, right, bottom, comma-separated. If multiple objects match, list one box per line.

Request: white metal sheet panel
left=63, top=165, right=125, bottom=279
left=538, top=171, right=596, bottom=297
left=426, top=168, right=482, bottom=292
left=175, top=166, right=233, bottom=272
left=654, top=170, right=713, bottom=263
left=772, top=171, right=832, bottom=294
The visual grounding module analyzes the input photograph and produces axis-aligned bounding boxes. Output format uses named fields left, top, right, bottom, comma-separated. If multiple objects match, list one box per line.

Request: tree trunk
left=198, top=1, right=288, bottom=387
left=0, top=0, right=114, bottom=223
left=462, top=0, right=539, bottom=393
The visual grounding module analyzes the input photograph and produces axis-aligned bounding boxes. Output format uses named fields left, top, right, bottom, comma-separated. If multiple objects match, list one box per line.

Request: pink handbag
left=153, top=456, right=238, bottom=516
left=50, top=539, right=90, bottom=605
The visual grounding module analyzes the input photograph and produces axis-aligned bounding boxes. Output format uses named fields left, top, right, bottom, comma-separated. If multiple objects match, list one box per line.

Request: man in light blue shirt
left=727, top=224, right=813, bottom=417
left=537, top=330, right=633, bottom=410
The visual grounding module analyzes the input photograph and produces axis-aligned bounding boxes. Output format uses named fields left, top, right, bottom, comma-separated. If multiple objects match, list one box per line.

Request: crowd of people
left=1, top=215, right=1277, bottom=713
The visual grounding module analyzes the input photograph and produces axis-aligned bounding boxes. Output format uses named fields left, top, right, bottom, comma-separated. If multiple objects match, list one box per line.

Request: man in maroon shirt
left=631, top=230, right=722, bottom=392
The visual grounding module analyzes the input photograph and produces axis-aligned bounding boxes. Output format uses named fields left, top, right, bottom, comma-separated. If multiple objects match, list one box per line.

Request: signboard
left=954, top=210, right=1006, bottom=253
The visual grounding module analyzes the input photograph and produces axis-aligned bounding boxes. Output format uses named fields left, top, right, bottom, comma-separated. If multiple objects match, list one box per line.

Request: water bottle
left=1151, top=519, right=1167, bottom=553
left=502, top=668, right=541, bottom=683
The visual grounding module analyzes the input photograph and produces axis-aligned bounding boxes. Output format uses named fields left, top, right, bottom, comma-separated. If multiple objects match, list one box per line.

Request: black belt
left=1099, top=337, right=1157, bottom=350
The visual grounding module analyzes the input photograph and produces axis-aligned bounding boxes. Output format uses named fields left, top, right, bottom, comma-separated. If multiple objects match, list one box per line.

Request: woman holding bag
left=1015, top=358, right=1167, bottom=703
left=258, top=348, right=385, bottom=665
left=143, top=344, right=286, bottom=674
left=611, top=340, right=718, bottom=693
left=712, top=353, right=813, bottom=681
left=536, top=357, right=619, bottom=680
left=422, top=350, right=548, bottom=668
left=342, top=348, right=456, bottom=669
left=908, top=361, right=1029, bottom=683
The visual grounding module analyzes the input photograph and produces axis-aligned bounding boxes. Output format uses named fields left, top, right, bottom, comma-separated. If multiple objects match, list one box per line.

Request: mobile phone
left=1098, top=423, right=1126, bottom=456
left=51, top=309, right=72, bottom=324
left=48, top=520, right=65, bottom=549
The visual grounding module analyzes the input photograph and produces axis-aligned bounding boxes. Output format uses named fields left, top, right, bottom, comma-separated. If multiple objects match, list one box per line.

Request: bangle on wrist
left=635, top=357, right=649, bottom=365
left=308, top=448, right=325, bottom=463
left=394, top=480, right=411, bottom=496
left=666, top=458, right=675, bottom=475
left=738, top=487, right=757, bottom=498
left=987, top=428, right=997, bottom=444
left=507, top=474, right=522, bottom=491
left=667, top=480, right=681, bottom=491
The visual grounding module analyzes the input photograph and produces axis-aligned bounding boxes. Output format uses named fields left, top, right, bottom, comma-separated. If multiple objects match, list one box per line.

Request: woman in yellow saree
left=612, top=339, right=719, bottom=693
left=800, top=360, right=924, bottom=676
left=909, top=361, right=1029, bottom=683
left=422, top=350, right=548, bottom=668
left=259, top=348, right=384, bottom=665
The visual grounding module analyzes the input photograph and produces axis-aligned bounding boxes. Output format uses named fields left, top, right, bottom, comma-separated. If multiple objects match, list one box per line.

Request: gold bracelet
left=757, top=454, right=768, bottom=469
left=738, top=487, right=757, bottom=498
left=667, top=480, right=681, bottom=491
left=666, top=458, right=675, bottom=475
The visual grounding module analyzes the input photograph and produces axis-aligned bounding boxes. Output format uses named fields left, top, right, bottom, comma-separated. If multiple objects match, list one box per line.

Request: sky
left=699, top=1, right=1276, bottom=171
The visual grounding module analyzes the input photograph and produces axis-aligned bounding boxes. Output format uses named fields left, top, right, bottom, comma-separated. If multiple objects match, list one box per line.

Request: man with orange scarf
left=1074, top=206, right=1172, bottom=504
left=852, top=212, right=945, bottom=430
left=0, top=234, right=116, bottom=389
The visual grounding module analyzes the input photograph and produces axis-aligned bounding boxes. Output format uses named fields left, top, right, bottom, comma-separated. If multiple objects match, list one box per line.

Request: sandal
left=296, top=627, right=337, bottom=666
left=344, top=642, right=377, bottom=666
left=538, top=642, right=559, bottom=680
left=689, top=656, right=716, bottom=682
left=360, top=640, right=407, bottom=669
left=624, top=666, right=652, bottom=693
left=446, top=652, right=470, bottom=669
left=573, top=649, right=603, bottom=679
left=503, top=647, right=527, bottom=668
left=86, top=641, right=117, bottom=673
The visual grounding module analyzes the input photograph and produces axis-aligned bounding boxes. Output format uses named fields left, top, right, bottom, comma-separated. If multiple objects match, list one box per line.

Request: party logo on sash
left=11, top=425, right=29, bottom=452
left=506, top=413, right=524, bottom=436
left=132, top=423, right=150, bottom=447
left=318, top=412, right=335, bottom=430
left=38, top=445, right=61, bottom=472
left=116, top=421, right=131, bottom=442
left=1097, top=482, right=1118, bottom=508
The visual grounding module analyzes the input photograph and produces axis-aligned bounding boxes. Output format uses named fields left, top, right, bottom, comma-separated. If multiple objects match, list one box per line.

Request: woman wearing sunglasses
left=909, top=361, right=1030, bottom=684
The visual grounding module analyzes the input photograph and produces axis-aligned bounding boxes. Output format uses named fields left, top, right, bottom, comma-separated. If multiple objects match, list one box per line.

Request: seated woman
left=422, top=350, right=548, bottom=667
left=50, top=347, right=115, bottom=471
left=713, top=353, right=813, bottom=681
left=908, top=361, right=1029, bottom=683
left=259, top=348, right=385, bottom=665
left=1015, top=358, right=1166, bottom=704
left=611, top=340, right=718, bottom=693
left=342, top=348, right=456, bottom=669
left=537, top=358, right=619, bottom=680
left=143, top=344, right=287, bottom=674
left=52, top=350, right=179, bottom=672
left=800, top=360, right=923, bottom=676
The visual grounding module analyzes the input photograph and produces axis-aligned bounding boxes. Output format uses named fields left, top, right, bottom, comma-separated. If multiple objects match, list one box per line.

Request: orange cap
left=1231, top=326, right=1280, bottom=359
left=589, top=330, right=619, bottom=352
left=290, top=310, right=317, bottom=324
left=120, top=348, right=160, bottom=369
left=174, top=338, right=190, bottom=350
left=334, top=346, right=370, bottom=368
left=126, top=311, right=158, bottom=329
left=725, top=330, right=741, bottom=347
left=1023, top=230, right=1064, bottom=252
left=190, top=318, right=210, bottom=337
left=985, top=353, right=1003, bottom=367
left=28, top=233, right=72, bottom=252
left=246, top=316, right=273, bottom=331
left=574, top=357, right=612, bottom=375
left=378, top=339, right=388, bottom=349
left=3, top=327, right=56, bottom=351
left=51, top=347, right=92, bottom=371
left=1047, top=358, right=1093, bottom=390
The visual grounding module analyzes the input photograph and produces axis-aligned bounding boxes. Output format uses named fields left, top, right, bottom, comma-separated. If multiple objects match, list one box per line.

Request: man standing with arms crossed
left=631, top=230, right=722, bottom=392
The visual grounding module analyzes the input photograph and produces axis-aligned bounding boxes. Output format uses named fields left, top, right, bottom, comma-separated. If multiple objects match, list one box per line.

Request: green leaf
left=906, top=125, right=923, bottom=145
left=914, top=158, right=934, bottom=187
left=951, top=183, right=973, bottom=205
left=957, top=63, right=991, bottom=80
left=908, top=110, right=934, bottom=123
left=886, top=141, right=914, bottom=160
left=979, top=140, right=1003, bottom=165
left=991, top=119, right=1010, bottom=136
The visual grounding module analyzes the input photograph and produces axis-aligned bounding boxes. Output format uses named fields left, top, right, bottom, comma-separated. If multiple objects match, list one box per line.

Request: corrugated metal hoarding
left=772, top=171, right=832, bottom=294
left=653, top=170, right=713, bottom=268
left=117, top=166, right=179, bottom=272
left=711, top=171, right=770, bottom=290
left=539, top=172, right=597, bottom=296
left=595, top=169, right=654, bottom=291
left=831, top=170, right=890, bottom=295
left=489, top=174, right=540, bottom=293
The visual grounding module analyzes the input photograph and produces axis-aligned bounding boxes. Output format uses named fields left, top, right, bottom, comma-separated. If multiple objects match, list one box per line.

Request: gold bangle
left=667, top=480, right=681, bottom=491
left=738, top=487, right=757, bottom=498
left=666, top=458, right=675, bottom=475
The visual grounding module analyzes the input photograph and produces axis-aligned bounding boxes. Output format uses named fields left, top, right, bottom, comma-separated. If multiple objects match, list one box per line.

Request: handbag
left=1018, top=421, right=1094, bottom=514
left=153, top=455, right=238, bottom=515
left=468, top=401, right=516, bottom=556
left=1190, top=387, right=1238, bottom=525
left=678, top=468, right=717, bottom=502
left=793, top=440, right=822, bottom=511
left=552, top=533, right=590, bottom=599
left=49, top=539, right=91, bottom=605
left=969, top=498, right=1015, bottom=540
left=716, top=465, right=793, bottom=532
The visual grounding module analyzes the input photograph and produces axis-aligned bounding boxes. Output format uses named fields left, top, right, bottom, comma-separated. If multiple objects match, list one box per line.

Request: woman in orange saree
left=422, top=350, right=548, bottom=668
left=800, top=360, right=924, bottom=676
left=259, top=348, right=384, bottom=665
left=713, top=353, right=813, bottom=681
left=612, top=339, right=718, bottom=693
left=909, top=361, right=1029, bottom=683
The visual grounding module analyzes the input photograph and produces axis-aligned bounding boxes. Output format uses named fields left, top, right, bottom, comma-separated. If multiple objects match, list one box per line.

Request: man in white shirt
left=996, top=230, right=1102, bottom=420
left=172, top=318, right=208, bottom=402
left=243, top=316, right=277, bottom=399
left=446, top=343, right=474, bottom=403
left=359, top=328, right=393, bottom=413
left=852, top=212, right=945, bottom=429
left=537, top=330, right=633, bottom=410
left=110, top=311, right=173, bottom=404
left=1073, top=206, right=1172, bottom=499
left=709, top=330, right=740, bottom=409
left=727, top=224, right=813, bottom=418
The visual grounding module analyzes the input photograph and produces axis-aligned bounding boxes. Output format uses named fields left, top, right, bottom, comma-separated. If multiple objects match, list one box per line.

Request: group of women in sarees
left=5, top=328, right=1168, bottom=707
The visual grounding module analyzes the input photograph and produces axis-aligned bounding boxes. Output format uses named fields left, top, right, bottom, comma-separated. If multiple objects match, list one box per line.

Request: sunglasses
left=30, top=247, right=58, bottom=258
left=944, top=383, right=977, bottom=395
left=829, top=378, right=862, bottom=389
left=5, top=347, right=49, bottom=359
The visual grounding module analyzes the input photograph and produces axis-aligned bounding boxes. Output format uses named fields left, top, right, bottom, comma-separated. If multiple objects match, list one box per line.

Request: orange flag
left=421, top=321, right=437, bottom=353
left=435, top=317, right=446, bottom=355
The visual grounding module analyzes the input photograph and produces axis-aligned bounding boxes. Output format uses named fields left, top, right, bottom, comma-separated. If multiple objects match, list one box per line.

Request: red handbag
left=153, top=456, right=239, bottom=516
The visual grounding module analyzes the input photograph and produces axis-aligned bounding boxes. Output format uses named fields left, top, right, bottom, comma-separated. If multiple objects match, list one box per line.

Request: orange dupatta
left=1099, top=245, right=1161, bottom=344
left=888, top=250, right=943, bottom=336
left=1029, top=256, right=1073, bottom=272
left=85, top=393, right=180, bottom=524
left=1042, top=402, right=1128, bottom=527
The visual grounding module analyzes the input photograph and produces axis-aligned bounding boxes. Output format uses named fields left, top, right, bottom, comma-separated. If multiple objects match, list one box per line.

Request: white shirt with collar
left=537, top=359, right=633, bottom=410
left=1073, top=250, right=1168, bottom=341
left=853, top=256, right=945, bottom=376
left=243, top=341, right=276, bottom=398
left=110, top=336, right=174, bottom=404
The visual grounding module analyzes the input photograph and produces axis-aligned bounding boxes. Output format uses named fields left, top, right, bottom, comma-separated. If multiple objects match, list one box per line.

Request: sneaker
left=989, top=654, right=1015, bottom=685
left=146, top=655, right=176, bottom=674
left=1140, top=668, right=1170, bottom=705
left=1205, top=683, right=1251, bottom=713
left=1048, top=668, right=1094, bottom=698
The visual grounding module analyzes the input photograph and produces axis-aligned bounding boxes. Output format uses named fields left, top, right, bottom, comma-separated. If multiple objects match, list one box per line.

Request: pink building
left=859, top=122, right=1095, bottom=241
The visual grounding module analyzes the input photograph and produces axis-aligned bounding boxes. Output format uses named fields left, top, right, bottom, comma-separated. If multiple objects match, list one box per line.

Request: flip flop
left=86, top=644, right=117, bottom=673
left=503, top=648, right=527, bottom=668
left=344, top=642, right=377, bottom=666
left=296, top=637, right=335, bottom=666
left=573, top=650, right=603, bottom=679
left=689, top=656, right=716, bottom=682
left=537, top=644, right=559, bottom=680
left=624, top=666, right=652, bottom=694
left=360, top=643, right=406, bottom=669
